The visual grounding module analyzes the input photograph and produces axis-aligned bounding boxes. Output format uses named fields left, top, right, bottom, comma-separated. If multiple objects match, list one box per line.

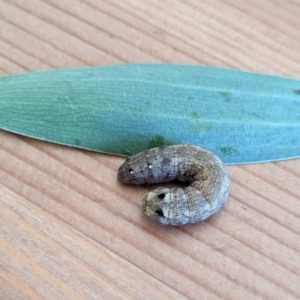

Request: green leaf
left=0, top=64, right=299, bottom=164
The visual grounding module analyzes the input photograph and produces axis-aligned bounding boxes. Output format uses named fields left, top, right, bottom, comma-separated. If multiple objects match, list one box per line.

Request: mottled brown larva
left=118, top=144, right=230, bottom=226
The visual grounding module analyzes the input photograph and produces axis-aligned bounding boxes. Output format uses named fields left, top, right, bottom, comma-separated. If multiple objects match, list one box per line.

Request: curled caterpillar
left=118, top=144, right=230, bottom=226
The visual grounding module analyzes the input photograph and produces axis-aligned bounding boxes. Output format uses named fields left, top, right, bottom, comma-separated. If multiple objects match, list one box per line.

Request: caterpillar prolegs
left=118, top=145, right=230, bottom=226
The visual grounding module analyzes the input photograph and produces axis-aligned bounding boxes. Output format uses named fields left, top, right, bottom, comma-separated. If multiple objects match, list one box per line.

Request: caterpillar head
left=142, top=187, right=189, bottom=226
left=118, top=157, right=146, bottom=185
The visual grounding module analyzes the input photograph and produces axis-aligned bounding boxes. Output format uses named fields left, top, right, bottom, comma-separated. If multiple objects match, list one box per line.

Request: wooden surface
left=0, top=1, right=300, bottom=299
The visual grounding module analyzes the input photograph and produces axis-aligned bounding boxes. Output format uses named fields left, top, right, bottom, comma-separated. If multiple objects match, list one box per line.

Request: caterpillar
left=118, top=144, right=230, bottom=226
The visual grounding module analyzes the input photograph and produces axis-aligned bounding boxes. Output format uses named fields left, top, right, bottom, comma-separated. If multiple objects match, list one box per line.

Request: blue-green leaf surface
left=0, top=64, right=299, bottom=164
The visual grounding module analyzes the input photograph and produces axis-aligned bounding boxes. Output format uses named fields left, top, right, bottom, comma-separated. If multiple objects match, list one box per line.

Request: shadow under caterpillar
left=118, top=144, right=230, bottom=226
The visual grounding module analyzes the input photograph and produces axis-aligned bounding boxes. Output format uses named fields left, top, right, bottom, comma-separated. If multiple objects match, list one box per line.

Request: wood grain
left=0, top=0, right=300, bottom=299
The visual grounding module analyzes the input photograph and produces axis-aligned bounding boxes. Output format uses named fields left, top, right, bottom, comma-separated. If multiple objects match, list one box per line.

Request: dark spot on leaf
left=191, top=112, right=199, bottom=119
left=157, top=193, right=166, bottom=200
left=189, top=118, right=212, bottom=133
left=188, top=96, right=194, bottom=101
left=75, top=139, right=81, bottom=146
left=219, top=146, right=239, bottom=156
left=155, top=209, right=164, bottom=216
left=294, top=90, right=300, bottom=95
left=148, top=135, right=166, bottom=148
left=219, top=91, right=231, bottom=102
